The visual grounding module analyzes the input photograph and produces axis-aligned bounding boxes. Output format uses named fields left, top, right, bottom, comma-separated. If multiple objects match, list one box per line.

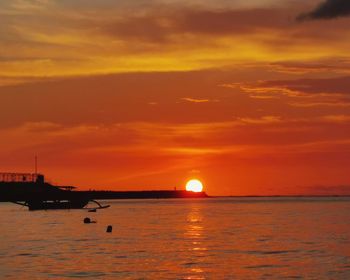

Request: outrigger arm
left=84, top=200, right=110, bottom=210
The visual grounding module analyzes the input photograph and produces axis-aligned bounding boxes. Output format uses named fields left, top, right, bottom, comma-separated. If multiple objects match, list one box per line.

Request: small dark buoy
left=106, top=225, right=113, bottom=233
left=84, top=217, right=96, bottom=224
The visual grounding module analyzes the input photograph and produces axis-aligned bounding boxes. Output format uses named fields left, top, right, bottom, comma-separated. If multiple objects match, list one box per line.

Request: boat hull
left=27, top=200, right=89, bottom=211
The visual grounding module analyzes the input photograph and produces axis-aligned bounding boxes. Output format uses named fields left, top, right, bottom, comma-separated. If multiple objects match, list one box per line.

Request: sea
left=0, top=197, right=349, bottom=279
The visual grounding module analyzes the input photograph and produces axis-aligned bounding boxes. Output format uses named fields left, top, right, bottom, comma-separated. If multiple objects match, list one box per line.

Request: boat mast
left=35, top=155, right=38, bottom=178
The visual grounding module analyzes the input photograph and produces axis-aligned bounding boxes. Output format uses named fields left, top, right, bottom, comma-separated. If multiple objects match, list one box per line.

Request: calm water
left=0, top=197, right=350, bottom=279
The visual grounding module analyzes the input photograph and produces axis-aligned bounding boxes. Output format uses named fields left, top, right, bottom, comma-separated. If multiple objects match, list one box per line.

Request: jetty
left=0, top=172, right=208, bottom=210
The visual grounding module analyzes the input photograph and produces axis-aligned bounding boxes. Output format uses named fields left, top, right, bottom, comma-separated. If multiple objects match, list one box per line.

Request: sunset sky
left=1, top=0, right=350, bottom=195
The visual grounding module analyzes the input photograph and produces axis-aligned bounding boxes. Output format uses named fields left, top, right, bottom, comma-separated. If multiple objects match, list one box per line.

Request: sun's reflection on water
left=184, top=204, right=208, bottom=279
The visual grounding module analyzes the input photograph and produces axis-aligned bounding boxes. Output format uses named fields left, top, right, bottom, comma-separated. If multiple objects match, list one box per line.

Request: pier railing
left=0, top=173, right=43, bottom=183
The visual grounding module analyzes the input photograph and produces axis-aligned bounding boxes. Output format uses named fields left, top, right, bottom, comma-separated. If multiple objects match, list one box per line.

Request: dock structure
left=0, top=172, right=109, bottom=211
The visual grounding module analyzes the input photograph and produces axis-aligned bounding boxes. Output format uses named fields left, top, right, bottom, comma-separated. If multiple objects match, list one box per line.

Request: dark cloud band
left=297, top=0, right=350, bottom=21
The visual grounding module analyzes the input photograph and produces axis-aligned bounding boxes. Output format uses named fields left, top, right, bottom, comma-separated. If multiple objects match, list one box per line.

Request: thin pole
left=35, top=155, right=38, bottom=175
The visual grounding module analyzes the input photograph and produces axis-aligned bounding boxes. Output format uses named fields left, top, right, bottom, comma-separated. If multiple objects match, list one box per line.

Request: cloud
left=222, top=82, right=304, bottom=98
left=181, top=97, right=218, bottom=103
left=0, top=75, right=48, bottom=86
left=102, top=8, right=288, bottom=43
left=237, top=116, right=282, bottom=124
left=2, top=0, right=350, bottom=78
left=321, top=114, right=350, bottom=123
left=268, top=59, right=350, bottom=75
left=297, top=0, right=350, bottom=21
left=229, top=76, right=350, bottom=98
left=288, top=101, right=350, bottom=108
left=260, top=76, right=350, bottom=96
left=223, top=76, right=350, bottom=109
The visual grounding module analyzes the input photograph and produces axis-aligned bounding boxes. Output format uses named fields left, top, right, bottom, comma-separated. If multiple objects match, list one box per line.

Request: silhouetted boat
left=18, top=199, right=89, bottom=211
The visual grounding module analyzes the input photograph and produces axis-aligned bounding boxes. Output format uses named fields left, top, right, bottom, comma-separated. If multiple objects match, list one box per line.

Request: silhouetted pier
left=0, top=172, right=208, bottom=210
left=80, top=190, right=208, bottom=200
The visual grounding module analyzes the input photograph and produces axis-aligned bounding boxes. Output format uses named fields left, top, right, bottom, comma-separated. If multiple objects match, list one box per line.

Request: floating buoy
left=106, top=225, right=113, bottom=233
left=84, top=217, right=96, bottom=224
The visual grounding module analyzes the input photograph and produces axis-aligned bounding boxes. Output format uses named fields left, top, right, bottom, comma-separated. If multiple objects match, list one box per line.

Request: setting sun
left=185, top=179, right=203, bottom=192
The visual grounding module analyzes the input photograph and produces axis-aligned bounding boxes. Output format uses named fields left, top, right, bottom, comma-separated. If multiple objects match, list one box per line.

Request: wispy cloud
left=181, top=97, right=219, bottom=103
left=224, top=76, right=350, bottom=110
left=238, top=116, right=282, bottom=124
left=268, top=59, right=350, bottom=75
left=102, top=8, right=288, bottom=43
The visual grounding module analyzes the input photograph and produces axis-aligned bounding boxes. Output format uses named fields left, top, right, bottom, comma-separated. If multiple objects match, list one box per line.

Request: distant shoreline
left=210, top=195, right=350, bottom=198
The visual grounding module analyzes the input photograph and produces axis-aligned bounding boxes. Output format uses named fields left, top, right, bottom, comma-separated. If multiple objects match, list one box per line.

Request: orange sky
left=0, top=0, right=350, bottom=195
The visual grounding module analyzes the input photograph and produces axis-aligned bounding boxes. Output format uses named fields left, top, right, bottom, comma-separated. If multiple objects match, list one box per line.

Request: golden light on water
left=185, top=179, right=203, bottom=193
